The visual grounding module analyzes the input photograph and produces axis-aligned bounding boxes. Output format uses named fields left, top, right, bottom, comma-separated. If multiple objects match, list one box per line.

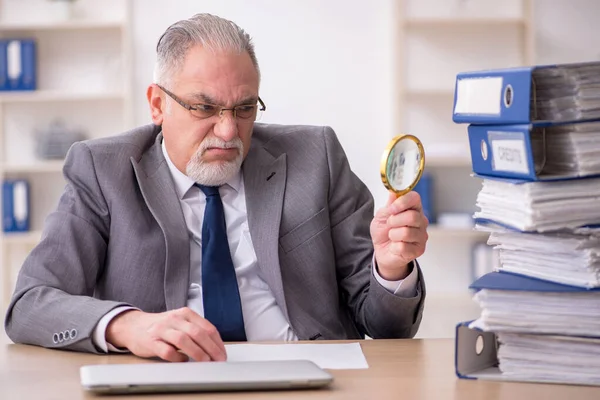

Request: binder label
left=489, top=131, right=529, bottom=174
left=454, top=77, right=503, bottom=115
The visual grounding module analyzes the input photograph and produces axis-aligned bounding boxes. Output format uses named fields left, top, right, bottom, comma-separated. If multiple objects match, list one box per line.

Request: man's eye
left=196, top=104, right=216, bottom=113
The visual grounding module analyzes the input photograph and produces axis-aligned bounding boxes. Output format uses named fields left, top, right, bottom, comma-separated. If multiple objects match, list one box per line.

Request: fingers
left=178, top=308, right=227, bottom=361
left=388, top=226, right=428, bottom=244
left=181, top=321, right=226, bottom=362
left=161, top=328, right=210, bottom=362
left=387, top=209, right=428, bottom=229
left=375, top=191, right=423, bottom=222
left=389, top=191, right=423, bottom=214
left=375, top=195, right=396, bottom=221
left=153, top=340, right=188, bottom=363
left=388, top=240, right=426, bottom=260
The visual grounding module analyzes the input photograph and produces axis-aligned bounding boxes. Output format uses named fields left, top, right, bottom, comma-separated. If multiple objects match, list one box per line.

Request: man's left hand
left=370, top=191, right=429, bottom=281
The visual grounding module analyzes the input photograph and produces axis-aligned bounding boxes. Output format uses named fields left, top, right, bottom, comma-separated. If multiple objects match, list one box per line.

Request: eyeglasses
left=156, top=84, right=266, bottom=121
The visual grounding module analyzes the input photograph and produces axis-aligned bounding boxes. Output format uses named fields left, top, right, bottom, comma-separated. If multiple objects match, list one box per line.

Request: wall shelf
left=2, top=161, right=64, bottom=174
left=0, top=20, right=124, bottom=32
left=0, top=0, right=134, bottom=305
left=406, top=89, right=455, bottom=97
left=425, top=155, right=472, bottom=168
left=405, top=17, right=527, bottom=28
left=0, top=90, right=124, bottom=103
left=427, top=225, right=489, bottom=239
left=1, top=230, right=42, bottom=245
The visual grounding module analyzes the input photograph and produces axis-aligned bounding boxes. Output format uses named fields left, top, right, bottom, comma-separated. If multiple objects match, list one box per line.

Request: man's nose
left=213, top=111, right=238, bottom=142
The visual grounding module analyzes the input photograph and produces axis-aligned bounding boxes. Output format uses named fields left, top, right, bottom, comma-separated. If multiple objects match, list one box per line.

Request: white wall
left=536, top=0, right=600, bottom=64
left=131, top=0, right=396, bottom=209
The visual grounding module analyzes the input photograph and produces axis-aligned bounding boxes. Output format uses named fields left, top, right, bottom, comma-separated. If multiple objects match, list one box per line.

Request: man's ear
left=147, top=84, right=165, bottom=125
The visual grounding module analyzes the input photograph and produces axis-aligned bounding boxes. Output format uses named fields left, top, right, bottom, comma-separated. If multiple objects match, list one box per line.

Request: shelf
left=404, top=17, right=527, bottom=28
left=406, top=89, right=454, bottom=98
left=2, top=161, right=64, bottom=174
left=0, top=90, right=124, bottom=103
left=0, top=20, right=124, bottom=32
left=425, top=156, right=472, bottom=167
left=427, top=225, right=489, bottom=239
left=1, top=230, right=42, bottom=245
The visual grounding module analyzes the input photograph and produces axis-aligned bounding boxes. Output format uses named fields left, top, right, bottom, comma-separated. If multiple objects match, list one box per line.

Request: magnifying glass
left=380, top=134, right=425, bottom=197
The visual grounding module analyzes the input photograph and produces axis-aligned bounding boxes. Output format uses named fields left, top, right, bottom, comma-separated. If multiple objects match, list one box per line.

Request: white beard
left=186, top=136, right=244, bottom=186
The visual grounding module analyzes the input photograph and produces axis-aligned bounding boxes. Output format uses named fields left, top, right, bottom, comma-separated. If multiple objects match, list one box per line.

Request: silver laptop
left=80, top=359, right=333, bottom=394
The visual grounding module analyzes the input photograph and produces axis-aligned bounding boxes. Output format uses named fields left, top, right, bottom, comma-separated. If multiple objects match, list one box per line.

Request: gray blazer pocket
left=280, top=208, right=329, bottom=253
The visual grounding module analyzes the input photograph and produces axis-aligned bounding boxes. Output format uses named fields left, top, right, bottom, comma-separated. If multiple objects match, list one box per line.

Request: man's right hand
left=105, top=307, right=227, bottom=362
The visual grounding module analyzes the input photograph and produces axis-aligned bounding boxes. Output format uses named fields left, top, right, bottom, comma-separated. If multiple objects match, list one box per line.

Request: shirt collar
left=161, top=139, right=242, bottom=199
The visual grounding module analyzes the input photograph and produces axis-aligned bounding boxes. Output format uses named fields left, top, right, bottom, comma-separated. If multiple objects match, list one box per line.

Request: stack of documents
left=453, top=61, right=600, bottom=386
left=477, top=222, right=600, bottom=288
left=533, top=63, right=600, bottom=123
left=469, top=287, right=600, bottom=335
left=465, top=272, right=600, bottom=385
left=473, top=177, right=600, bottom=232
left=532, top=121, right=600, bottom=177
left=496, top=333, right=600, bottom=386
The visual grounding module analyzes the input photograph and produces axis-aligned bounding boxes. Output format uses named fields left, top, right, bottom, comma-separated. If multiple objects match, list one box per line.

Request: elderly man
left=5, top=13, right=428, bottom=362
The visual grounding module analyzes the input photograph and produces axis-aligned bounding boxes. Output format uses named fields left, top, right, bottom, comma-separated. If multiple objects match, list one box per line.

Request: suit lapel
left=131, top=134, right=190, bottom=311
left=243, top=146, right=289, bottom=321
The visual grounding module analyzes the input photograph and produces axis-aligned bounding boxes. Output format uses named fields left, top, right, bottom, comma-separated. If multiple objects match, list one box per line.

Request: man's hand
left=370, top=191, right=429, bottom=281
left=106, top=307, right=227, bottom=363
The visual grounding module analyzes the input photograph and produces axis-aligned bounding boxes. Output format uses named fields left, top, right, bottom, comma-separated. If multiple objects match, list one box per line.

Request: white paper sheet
left=224, top=343, right=369, bottom=370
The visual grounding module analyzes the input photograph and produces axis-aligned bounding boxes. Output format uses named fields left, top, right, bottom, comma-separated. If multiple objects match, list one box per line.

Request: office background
left=1, top=0, right=598, bottom=341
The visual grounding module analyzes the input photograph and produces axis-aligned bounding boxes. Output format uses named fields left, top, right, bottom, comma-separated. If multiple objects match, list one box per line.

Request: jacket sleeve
left=4, top=142, right=131, bottom=353
left=322, top=126, right=426, bottom=338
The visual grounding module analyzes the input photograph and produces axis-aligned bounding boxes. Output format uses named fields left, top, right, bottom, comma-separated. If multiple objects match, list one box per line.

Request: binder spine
left=2, top=180, right=30, bottom=232
left=5, top=39, right=37, bottom=91
left=453, top=67, right=533, bottom=124
left=20, top=39, right=37, bottom=91
left=468, top=124, right=537, bottom=180
left=0, top=40, right=8, bottom=91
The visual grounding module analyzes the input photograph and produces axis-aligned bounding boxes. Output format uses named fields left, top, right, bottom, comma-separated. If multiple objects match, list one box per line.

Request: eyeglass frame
left=156, top=84, right=266, bottom=120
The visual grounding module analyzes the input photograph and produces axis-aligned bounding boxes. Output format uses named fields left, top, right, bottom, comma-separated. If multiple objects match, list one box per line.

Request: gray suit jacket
left=4, top=123, right=425, bottom=353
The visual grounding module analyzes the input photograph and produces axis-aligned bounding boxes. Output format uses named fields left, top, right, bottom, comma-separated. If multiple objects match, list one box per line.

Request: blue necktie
left=196, top=184, right=247, bottom=342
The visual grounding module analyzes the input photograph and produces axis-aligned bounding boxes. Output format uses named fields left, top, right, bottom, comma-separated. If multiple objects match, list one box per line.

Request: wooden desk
left=1, top=339, right=599, bottom=399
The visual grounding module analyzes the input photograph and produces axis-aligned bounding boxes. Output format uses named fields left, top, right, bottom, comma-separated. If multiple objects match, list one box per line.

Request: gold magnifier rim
left=380, top=134, right=426, bottom=197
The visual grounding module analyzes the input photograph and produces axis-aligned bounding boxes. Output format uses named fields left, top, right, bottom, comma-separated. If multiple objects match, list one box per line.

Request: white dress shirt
left=92, top=141, right=418, bottom=352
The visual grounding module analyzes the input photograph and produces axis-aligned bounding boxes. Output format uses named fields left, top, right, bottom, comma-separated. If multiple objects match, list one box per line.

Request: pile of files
left=452, top=61, right=600, bottom=386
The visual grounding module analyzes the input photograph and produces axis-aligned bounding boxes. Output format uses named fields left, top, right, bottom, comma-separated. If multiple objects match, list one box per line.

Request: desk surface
left=1, top=339, right=599, bottom=400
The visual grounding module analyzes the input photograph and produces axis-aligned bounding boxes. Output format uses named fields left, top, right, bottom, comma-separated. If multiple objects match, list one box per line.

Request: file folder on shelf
left=468, top=121, right=600, bottom=180
left=413, top=172, right=434, bottom=224
left=0, top=38, right=37, bottom=91
left=2, top=179, right=30, bottom=232
left=453, top=61, right=600, bottom=124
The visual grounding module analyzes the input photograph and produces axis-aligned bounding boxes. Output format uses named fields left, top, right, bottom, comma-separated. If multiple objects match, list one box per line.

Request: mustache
left=198, top=136, right=243, bottom=155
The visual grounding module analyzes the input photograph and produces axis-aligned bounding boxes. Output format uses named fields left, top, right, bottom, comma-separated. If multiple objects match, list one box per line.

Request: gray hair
left=153, top=13, right=260, bottom=85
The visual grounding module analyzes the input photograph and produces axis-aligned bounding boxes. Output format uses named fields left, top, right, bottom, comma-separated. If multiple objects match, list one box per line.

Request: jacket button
left=52, top=333, right=59, bottom=344
left=70, top=329, right=78, bottom=339
left=58, top=332, right=64, bottom=343
left=63, top=330, right=70, bottom=340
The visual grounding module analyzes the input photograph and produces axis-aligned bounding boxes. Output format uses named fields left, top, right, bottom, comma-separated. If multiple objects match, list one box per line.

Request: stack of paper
left=496, top=333, right=600, bottom=386
left=476, top=223, right=600, bottom=288
left=469, top=289, right=600, bottom=335
left=453, top=60, right=600, bottom=386
left=533, top=63, right=600, bottom=122
left=530, top=121, right=600, bottom=176
left=474, top=177, right=600, bottom=232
